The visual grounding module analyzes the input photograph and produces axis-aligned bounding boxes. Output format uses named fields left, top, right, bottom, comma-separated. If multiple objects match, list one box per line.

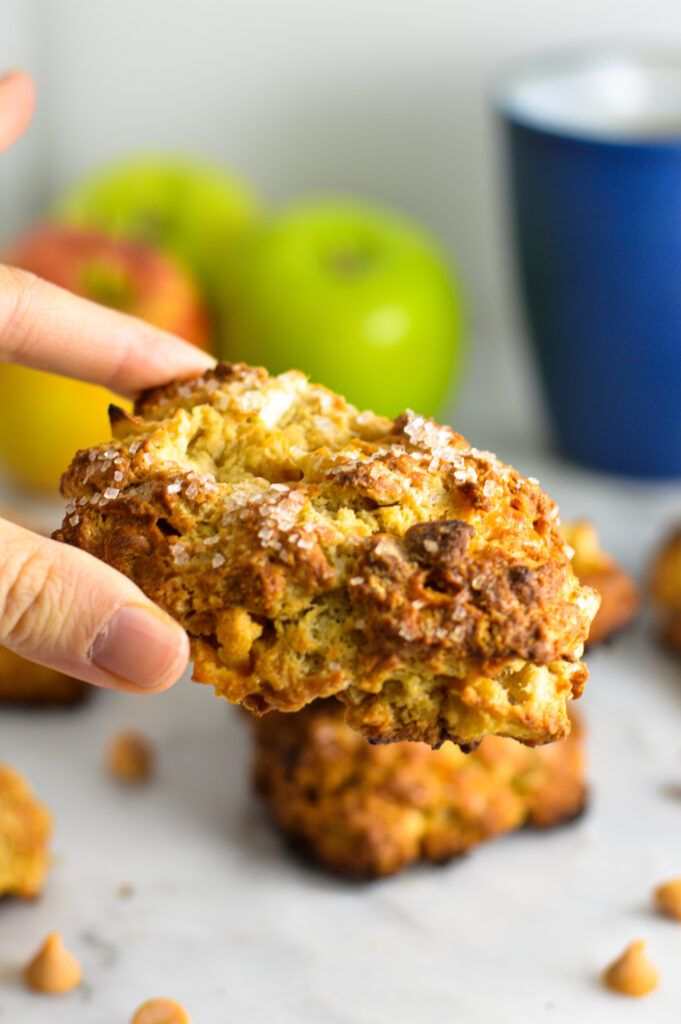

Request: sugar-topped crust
left=55, top=362, right=598, bottom=748
left=253, top=699, right=587, bottom=879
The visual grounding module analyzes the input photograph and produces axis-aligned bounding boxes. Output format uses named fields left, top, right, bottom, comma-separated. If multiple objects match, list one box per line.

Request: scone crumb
left=602, top=940, right=659, bottom=997
left=106, top=730, right=154, bottom=784
left=654, top=876, right=681, bottom=921
left=24, top=932, right=82, bottom=994
left=131, top=997, right=192, bottom=1024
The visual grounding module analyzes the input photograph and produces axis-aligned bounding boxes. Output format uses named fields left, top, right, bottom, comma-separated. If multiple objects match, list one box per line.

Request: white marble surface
left=2, top=444, right=681, bottom=1022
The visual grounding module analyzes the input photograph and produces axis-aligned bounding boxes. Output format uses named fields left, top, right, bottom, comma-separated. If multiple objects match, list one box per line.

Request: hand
left=0, top=71, right=215, bottom=694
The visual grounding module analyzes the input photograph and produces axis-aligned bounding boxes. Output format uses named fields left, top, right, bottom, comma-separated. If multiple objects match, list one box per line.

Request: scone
left=650, top=525, right=681, bottom=651
left=562, top=521, right=638, bottom=646
left=0, top=764, right=52, bottom=898
left=0, top=646, right=88, bottom=706
left=55, top=362, right=598, bottom=748
left=253, top=699, right=586, bottom=879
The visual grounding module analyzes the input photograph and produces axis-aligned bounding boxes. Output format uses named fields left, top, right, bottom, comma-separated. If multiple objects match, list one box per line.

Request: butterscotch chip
left=0, top=764, right=52, bottom=898
left=24, top=932, right=82, bottom=994
left=55, top=362, right=598, bottom=749
left=654, top=876, right=681, bottom=920
left=561, top=521, right=638, bottom=646
left=106, top=730, right=154, bottom=783
left=0, top=645, right=88, bottom=705
left=131, top=997, right=192, bottom=1024
left=253, top=699, right=586, bottom=878
left=603, top=940, right=659, bottom=997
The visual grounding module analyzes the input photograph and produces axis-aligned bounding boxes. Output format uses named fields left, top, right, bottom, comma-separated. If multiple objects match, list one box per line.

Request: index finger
left=0, top=263, right=216, bottom=397
left=0, top=70, right=36, bottom=154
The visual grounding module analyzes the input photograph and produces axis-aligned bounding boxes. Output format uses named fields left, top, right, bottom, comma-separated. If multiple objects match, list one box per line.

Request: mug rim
left=492, top=41, right=681, bottom=147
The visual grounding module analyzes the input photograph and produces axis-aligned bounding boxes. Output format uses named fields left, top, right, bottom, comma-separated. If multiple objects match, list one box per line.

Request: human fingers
left=0, top=70, right=36, bottom=154
left=0, top=516, right=189, bottom=694
left=0, top=263, right=215, bottom=398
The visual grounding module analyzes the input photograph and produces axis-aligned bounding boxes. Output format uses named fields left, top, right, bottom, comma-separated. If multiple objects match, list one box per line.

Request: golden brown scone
left=650, top=524, right=681, bottom=651
left=55, top=362, right=598, bottom=748
left=0, top=764, right=52, bottom=898
left=253, top=699, right=586, bottom=879
left=561, top=520, right=638, bottom=646
left=0, top=646, right=88, bottom=706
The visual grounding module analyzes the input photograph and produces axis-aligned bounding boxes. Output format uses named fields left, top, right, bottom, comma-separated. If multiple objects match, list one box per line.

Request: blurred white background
left=2, top=0, right=681, bottom=443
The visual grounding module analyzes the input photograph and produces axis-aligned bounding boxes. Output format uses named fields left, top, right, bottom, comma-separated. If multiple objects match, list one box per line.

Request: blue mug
left=496, top=46, right=681, bottom=477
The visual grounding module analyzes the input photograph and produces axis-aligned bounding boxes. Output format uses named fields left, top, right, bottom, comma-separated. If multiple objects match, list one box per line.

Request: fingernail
left=90, top=605, right=188, bottom=688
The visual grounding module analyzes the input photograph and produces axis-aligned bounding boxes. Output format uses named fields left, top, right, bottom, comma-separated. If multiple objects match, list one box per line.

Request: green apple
left=56, top=155, right=262, bottom=328
left=220, top=199, right=465, bottom=417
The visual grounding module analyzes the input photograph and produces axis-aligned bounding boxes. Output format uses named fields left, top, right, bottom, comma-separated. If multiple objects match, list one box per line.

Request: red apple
left=5, top=224, right=212, bottom=350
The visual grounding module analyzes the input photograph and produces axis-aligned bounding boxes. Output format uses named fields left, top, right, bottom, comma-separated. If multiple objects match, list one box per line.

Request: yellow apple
left=0, top=369, right=125, bottom=494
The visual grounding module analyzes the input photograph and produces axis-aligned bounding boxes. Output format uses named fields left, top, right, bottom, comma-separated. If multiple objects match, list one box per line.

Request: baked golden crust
left=562, top=521, right=639, bottom=646
left=253, top=699, right=586, bottom=879
left=0, top=764, right=52, bottom=898
left=650, top=525, right=681, bottom=651
left=0, top=646, right=88, bottom=706
left=55, top=362, right=598, bottom=748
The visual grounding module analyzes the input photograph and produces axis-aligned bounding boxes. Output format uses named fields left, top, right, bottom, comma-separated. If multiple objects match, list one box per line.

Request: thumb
left=0, top=517, right=189, bottom=693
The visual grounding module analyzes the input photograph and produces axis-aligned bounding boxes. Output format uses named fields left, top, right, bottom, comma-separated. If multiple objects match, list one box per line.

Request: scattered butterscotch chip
left=24, top=932, right=82, bottom=994
left=131, top=997, right=192, bottom=1024
left=654, top=876, right=681, bottom=920
left=603, top=940, right=659, bottom=997
left=106, top=730, right=154, bottom=784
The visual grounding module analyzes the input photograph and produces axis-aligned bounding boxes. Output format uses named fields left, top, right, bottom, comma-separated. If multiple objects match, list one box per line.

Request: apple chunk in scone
left=55, top=362, right=599, bottom=750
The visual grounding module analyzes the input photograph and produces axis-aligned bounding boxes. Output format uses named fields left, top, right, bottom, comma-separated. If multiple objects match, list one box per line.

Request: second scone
left=56, top=362, right=598, bottom=748
left=253, top=700, right=586, bottom=879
